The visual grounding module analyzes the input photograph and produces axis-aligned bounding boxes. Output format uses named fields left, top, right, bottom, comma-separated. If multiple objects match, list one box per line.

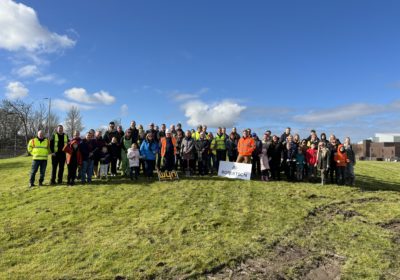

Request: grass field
left=0, top=157, right=399, bottom=279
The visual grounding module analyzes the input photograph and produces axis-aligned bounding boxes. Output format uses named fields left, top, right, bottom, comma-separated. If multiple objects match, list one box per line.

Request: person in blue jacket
left=140, top=133, right=159, bottom=179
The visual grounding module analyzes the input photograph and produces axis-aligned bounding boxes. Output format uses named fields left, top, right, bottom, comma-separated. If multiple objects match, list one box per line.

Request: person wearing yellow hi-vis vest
left=50, top=125, right=69, bottom=185
left=214, top=127, right=227, bottom=171
left=27, top=130, right=51, bottom=187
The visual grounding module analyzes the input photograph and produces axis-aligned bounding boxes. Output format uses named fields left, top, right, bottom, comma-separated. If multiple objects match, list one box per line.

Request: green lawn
left=0, top=157, right=399, bottom=279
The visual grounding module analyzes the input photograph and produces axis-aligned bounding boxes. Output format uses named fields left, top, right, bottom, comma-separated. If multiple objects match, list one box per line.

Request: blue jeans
left=144, top=160, right=155, bottom=177
left=81, top=159, right=94, bottom=183
left=30, top=160, right=47, bottom=185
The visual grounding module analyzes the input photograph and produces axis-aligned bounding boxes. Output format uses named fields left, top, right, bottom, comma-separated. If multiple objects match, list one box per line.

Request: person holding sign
left=236, top=130, right=256, bottom=164
left=160, top=129, right=176, bottom=171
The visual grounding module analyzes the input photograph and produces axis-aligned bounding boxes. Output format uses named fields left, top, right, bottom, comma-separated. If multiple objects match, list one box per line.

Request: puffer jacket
left=181, top=137, right=195, bottom=160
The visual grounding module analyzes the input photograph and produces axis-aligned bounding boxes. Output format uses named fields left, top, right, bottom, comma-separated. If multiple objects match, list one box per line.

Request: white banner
left=217, top=161, right=252, bottom=181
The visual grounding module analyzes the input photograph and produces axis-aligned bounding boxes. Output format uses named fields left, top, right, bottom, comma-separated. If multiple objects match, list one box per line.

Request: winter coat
left=127, top=148, right=140, bottom=167
left=175, top=137, right=183, bottom=157
left=181, top=137, right=195, bottom=160
left=103, top=129, right=118, bottom=144
left=79, top=139, right=95, bottom=161
left=226, top=138, right=238, bottom=157
left=108, top=143, right=120, bottom=160
left=345, top=145, right=356, bottom=165
left=317, top=147, right=330, bottom=170
left=128, top=127, right=139, bottom=144
left=334, top=144, right=348, bottom=167
left=252, top=138, right=263, bottom=158
left=98, top=151, right=110, bottom=165
left=306, top=148, right=318, bottom=165
left=63, top=139, right=82, bottom=165
left=279, top=132, right=290, bottom=144
left=195, top=139, right=210, bottom=160
left=140, top=140, right=158, bottom=161
left=260, top=141, right=270, bottom=170
left=94, top=137, right=107, bottom=160
left=160, top=137, right=177, bottom=157
left=282, top=142, right=297, bottom=161
left=237, top=136, right=256, bottom=156
left=296, top=153, right=305, bottom=166
left=269, top=141, right=282, bottom=163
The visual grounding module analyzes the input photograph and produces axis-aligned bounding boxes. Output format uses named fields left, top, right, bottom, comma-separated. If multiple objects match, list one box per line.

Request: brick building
left=353, top=140, right=400, bottom=161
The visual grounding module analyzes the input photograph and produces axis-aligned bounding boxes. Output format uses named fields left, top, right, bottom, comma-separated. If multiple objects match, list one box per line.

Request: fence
left=0, top=138, right=27, bottom=159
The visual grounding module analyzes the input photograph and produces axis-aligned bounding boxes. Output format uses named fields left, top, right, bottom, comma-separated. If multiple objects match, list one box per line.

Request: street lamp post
left=44, top=98, right=51, bottom=138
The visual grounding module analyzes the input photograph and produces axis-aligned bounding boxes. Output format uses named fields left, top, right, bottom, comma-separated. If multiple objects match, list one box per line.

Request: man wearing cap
left=27, top=130, right=51, bottom=187
left=160, top=129, right=177, bottom=171
left=50, top=125, right=69, bottom=185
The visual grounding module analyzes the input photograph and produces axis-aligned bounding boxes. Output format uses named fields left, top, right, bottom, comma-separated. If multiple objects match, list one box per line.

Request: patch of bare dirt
left=205, top=245, right=308, bottom=280
left=303, top=258, right=341, bottom=280
left=204, top=245, right=343, bottom=280
left=379, top=219, right=400, bottom=245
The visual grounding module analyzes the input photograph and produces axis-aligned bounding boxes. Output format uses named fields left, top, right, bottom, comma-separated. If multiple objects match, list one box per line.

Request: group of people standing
left=27, top=121, right=356, bottom=187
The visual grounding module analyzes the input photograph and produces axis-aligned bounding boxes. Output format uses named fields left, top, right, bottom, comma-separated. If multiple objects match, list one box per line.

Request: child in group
left=317, top=141, right=330, bottom=185
left=63, top=139, right=82, bottom=186
left=334, top=144, right=349, bottom=185
left=109, top=137, right=120, bottom=176
left=344, top=137, right=356, bottom=186
left=98, top=146, right=110, bottom=179
left=127, top=143, right=140, bottom=180
left=306, top=143, right=318, bottom=182
left=295, top=147, right=306, bottom=181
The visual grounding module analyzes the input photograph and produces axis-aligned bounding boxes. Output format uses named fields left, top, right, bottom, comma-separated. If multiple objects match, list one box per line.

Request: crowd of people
left=27, top=121, right=356, bottom=187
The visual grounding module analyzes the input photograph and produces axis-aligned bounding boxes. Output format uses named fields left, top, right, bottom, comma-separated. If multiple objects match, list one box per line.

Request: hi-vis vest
left=53, top=133, right=68, bottom=152
left=215, top=134, right=226, bottom=150
left=27, top=138, right=50, bottom=160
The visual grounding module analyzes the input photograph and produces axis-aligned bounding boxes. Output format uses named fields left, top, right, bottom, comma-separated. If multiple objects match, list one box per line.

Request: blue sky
left=1, top=0, right=400, bottom=141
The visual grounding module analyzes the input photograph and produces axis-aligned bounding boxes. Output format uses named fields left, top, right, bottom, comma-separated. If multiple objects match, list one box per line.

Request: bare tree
left=2, top=99, right=33, bottom=144
left=64, top=106, right=84, bottom=137
left=26, top=103, right=60, bottom=138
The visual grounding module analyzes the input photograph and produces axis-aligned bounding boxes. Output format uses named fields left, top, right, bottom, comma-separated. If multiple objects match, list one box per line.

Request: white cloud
left=15, top=64, right=40, bottom=77
left=293, top=103, right=387, bottom=123
left=52, top=99, right=93, bottom=111
left=171, top=87, right=209, bottom=102
left=5, top=81, right=28, bottom=99
left=0, top=0, right=76, bottom=53
left=182, top=100, right=246, bottom=128
left=120, top=104, right=129, bottom=116
left=92, top=91, right=116, bottom=105
left=35, top=74, right=66, bottom=85
left=64, top=87, right=116, bottom=105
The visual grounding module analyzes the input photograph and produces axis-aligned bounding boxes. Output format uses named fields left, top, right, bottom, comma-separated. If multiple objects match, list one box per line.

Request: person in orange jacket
left=160, top=129, right=177, bottom=171
left=63, top=139, right=82, bottom=186
left=236, top=129, right=256, bottom=164
left=334, top=144, right=349, bottom=185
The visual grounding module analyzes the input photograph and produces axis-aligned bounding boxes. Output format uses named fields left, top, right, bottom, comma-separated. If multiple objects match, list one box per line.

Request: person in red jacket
left=237, top=130, right=256, bottom=164
left=334, top=144, right=349, bottom=185
left=63, top=139, right=82, bottom=186
left=306, top=143, right=318, bottom=182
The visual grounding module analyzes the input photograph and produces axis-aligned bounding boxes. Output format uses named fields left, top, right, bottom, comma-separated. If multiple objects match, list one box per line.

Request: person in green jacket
left=120, top=129, right=133, bottom=176
left=27, top=130, right=51, bottom=187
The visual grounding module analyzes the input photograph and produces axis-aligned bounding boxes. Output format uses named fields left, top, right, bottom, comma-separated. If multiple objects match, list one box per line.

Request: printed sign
left=157, top=170, right=179, bottom=181
left=217, top=161, right=252, bottom=181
